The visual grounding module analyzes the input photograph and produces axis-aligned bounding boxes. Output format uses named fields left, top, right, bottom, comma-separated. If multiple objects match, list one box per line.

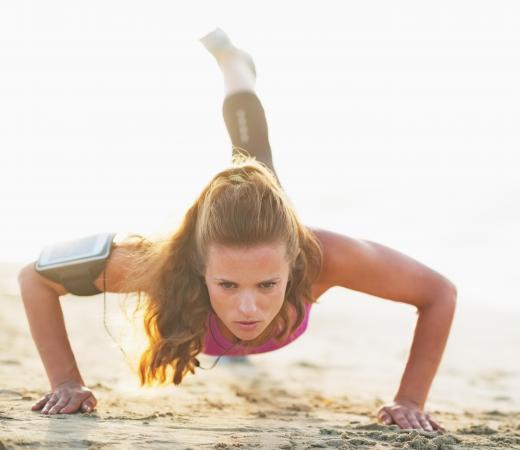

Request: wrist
left=51, top=377, right=84, bottom=390
left=50, top=366, right=84, bottom=390
left=393, top=396, right=423, bottom=410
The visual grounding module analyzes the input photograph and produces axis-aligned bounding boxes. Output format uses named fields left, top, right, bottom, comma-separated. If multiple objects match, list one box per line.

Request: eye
left=218, top=281, right=277, bottom=289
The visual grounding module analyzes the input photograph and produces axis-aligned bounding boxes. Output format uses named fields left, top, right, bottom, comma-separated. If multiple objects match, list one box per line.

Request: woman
left=17, top=28, right=456, bottom=432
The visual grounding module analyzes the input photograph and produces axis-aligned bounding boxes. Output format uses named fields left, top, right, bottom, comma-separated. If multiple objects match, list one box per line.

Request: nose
left=237, top=292, right=258, bottom=316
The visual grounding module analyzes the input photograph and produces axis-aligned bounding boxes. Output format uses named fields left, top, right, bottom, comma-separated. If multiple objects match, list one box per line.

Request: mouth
left=235, top=321, right=261, bottom=329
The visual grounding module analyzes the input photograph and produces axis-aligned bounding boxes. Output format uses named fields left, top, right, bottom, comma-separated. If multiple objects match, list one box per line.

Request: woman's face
left=204, top=241, right=291, bottom=342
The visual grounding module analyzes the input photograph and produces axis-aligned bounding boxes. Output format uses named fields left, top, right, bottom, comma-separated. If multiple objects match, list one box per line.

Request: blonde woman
left=17, top=28, right=456, bottom=432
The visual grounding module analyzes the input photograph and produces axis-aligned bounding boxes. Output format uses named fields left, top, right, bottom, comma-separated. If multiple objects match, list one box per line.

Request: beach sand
left=1, top=262, right=519, bottom=449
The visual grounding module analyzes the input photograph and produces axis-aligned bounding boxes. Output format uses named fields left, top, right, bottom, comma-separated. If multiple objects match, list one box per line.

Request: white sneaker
left=199, top=27, right=257, bottom=78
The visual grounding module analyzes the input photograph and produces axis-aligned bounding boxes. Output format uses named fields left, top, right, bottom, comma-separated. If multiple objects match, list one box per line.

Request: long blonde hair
left=118, top=151, right=323, bottom=386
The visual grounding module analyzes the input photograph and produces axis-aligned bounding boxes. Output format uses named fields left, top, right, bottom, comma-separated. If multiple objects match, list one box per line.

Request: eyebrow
left=213, top=276, right=281, bottom=283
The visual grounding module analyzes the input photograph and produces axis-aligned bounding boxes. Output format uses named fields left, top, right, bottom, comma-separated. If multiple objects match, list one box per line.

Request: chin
left=233, top=327, right=264, bottom=340
left=233, top=322, right=271, bottom=343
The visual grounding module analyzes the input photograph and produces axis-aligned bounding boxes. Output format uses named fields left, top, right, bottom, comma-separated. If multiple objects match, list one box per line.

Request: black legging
left=222, top=91, right=282, bottom=188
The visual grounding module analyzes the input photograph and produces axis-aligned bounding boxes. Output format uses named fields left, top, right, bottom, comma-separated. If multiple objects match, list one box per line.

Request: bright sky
left=1, top=1, right=519, bottom=308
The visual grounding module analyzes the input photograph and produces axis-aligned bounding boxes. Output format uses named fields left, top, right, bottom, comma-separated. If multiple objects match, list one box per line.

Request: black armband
left=34, top=232, right=116, bottom=296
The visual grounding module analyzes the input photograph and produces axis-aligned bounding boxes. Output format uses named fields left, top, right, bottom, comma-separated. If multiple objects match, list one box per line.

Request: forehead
left=206, top=242, right=287, bottom=271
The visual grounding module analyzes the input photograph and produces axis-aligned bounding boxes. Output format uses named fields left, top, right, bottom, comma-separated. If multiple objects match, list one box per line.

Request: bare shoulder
left=93, top=235, right=148, bottom=293
left=307, top=226, right=456, bottom=308
left=307, top=227, right=361, bottom=291
left=306, top=227, right=348, bottom=298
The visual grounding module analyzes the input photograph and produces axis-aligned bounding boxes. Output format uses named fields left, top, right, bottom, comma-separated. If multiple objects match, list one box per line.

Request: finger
left=426, top=413, right=446, bottom=432
left=41, top=394, right=59, bottom=414
left=391, top=412, right=413, bottom=430
left=61, top=393, right=94, bottom=414
left=81, top=402, right=93, bottom=413
left=58, top=396, right=84, bottom=414
left=80, top=395, right=96, bottom=413
left=48, top=396, right=71, bottom=415
left=31, top=394, right=51, bottom=411
left=405, top=412, right=423, bottom=430
left=378, top=410, right=393, bottom=425
left=417, top=414, right=434, bottom=432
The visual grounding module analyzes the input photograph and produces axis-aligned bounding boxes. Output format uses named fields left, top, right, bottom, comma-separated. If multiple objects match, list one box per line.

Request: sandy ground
left=1, top=262, right=519, bottom=449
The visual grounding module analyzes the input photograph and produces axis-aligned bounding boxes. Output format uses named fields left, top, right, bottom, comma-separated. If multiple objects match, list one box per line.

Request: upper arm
left=18, top=239, right=145, bottom=297
left=92, top=241, right=142, bottom=293
left=311, top=228, right=457, bottom=309
left=18, top=262, right=69, bottom=296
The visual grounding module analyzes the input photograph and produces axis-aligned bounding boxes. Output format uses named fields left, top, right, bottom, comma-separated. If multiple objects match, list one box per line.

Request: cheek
left=207, top=289, right=236, bottom=321
left=266, top=295, right=285, bottom=316
left=207, top=287, right=225, bottom=309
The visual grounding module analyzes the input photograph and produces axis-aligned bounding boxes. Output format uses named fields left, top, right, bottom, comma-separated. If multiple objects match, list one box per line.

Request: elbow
left=444, top=280, right=458, bottom=304
left=434, top=279, right=458, bottom=311
left=17, top=262, right=38, bottom=289
left=17, top=263, right=32, bottom=286
left=420, top=279, right=457, bottom=313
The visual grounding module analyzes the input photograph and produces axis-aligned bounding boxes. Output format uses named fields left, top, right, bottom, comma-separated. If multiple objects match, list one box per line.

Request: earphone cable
left=102, top=268, right=137, bottom=373
left=101, top=268, right=243, bottom=373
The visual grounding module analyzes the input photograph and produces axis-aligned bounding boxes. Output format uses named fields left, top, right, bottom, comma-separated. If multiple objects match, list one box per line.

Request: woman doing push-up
left=18, top=28, right=457, bottom=432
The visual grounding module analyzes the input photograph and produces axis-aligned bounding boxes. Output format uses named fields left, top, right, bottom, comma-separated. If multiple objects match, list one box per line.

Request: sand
left=1, top=262, right=519, bottom=449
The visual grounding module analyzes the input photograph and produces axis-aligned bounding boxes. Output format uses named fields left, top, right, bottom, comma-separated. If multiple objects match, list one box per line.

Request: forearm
left=394, top=294, right=456, bottom=409
left=18, top=270, right=85, bottom=390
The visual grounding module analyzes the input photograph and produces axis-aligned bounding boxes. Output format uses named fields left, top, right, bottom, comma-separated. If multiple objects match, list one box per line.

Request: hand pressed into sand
left=376, top=399, right=445, bottom=432
left=31, top=380, right=97, bottom=415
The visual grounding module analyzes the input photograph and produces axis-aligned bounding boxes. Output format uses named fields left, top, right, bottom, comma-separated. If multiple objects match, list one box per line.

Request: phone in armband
left=34, top=232, right=117, bottom=296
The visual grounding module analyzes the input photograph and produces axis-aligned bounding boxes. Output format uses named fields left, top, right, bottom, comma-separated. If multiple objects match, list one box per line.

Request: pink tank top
left=201, top=301, right=313, bottom=356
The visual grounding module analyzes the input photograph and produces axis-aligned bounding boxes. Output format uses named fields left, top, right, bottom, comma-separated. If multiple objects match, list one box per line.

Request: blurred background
left=1, top=6, right=520, bottom=444
left=0, top=0, right=518, bottom=314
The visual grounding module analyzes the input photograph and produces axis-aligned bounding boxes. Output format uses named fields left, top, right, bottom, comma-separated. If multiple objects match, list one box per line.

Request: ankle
left=200, top=28, right=256, bottom=79
left=217, top=49, right=251, bottom=71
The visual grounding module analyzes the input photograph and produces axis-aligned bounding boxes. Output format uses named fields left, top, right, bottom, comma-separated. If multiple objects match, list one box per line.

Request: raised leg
left=200, top=28, right=282, bottom=188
